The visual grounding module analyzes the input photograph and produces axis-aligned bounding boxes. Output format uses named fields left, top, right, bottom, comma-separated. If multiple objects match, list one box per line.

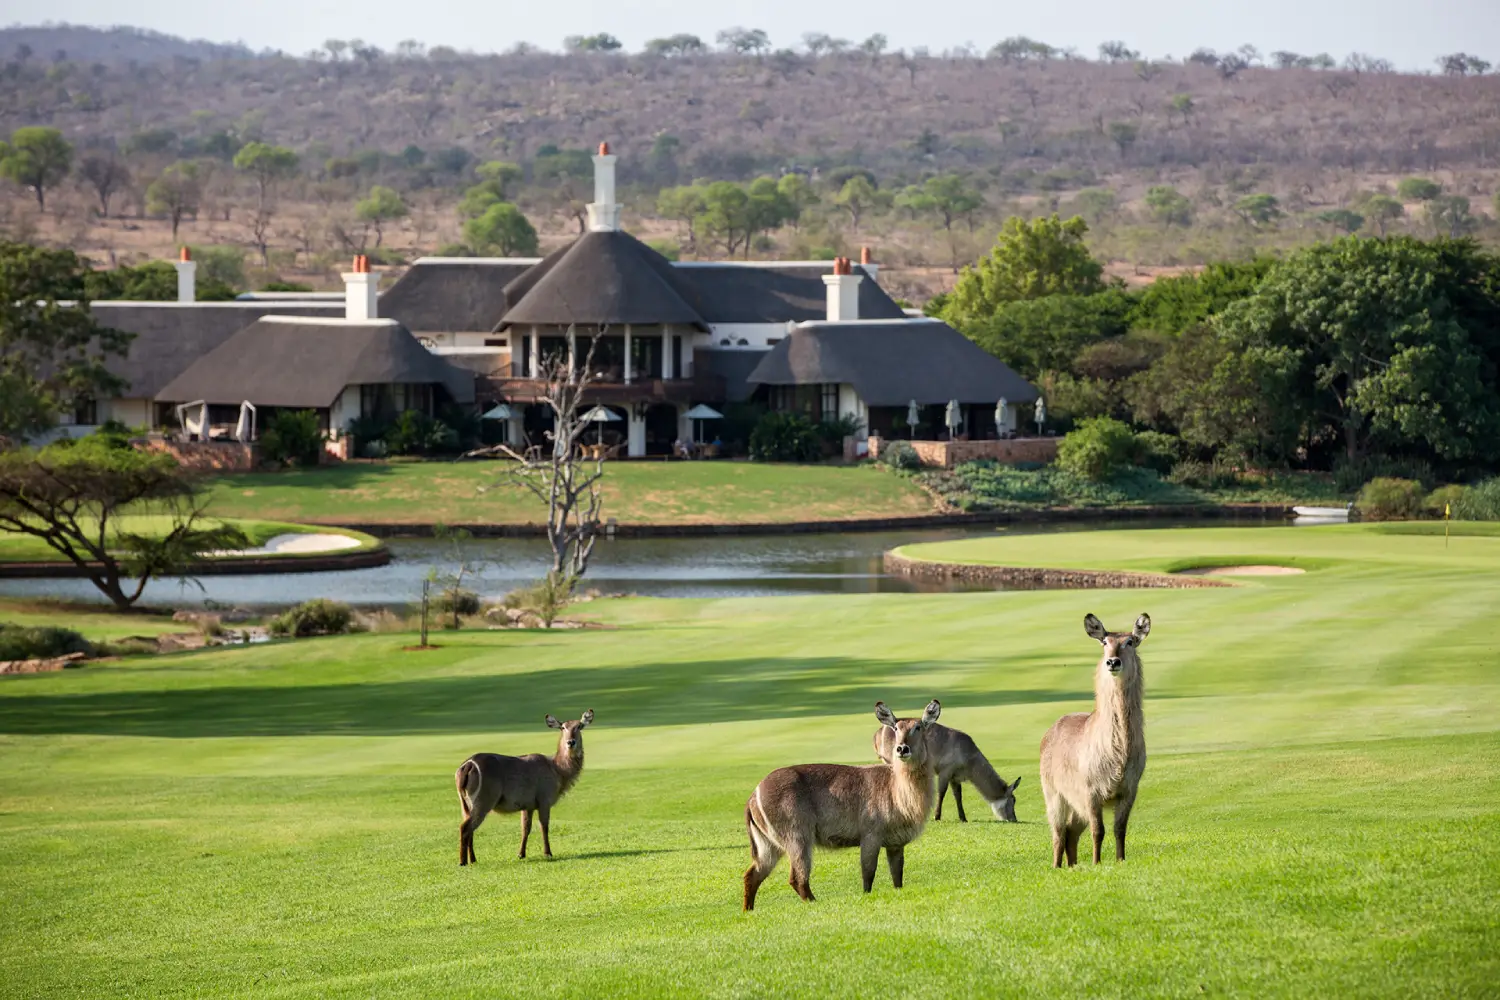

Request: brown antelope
left=1040, top=613, right=1150, bottom=867
left=743, top=699, right=941, bottom=911
left=454, top=709, right=593, bottom=866
left=874, top=722, right=1021, bottom=823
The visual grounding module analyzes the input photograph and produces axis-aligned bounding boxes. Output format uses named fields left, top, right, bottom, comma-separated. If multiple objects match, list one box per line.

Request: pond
left=0, top=517, right=1299, bottom=610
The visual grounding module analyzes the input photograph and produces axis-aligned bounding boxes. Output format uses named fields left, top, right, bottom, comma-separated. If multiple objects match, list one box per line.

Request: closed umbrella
left=906, top=399, right=920, bottom=439
left=994, top=398, right=1008, bottom=438
left=234, top=401, right=256, bottom=443
left=945, top=399, right=961, bottom=440
left=1034, top=396, right=1047, bottom=434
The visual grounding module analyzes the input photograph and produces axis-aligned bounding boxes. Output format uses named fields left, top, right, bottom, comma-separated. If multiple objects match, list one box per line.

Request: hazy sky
left=8, top=0, right=1499, bottom=70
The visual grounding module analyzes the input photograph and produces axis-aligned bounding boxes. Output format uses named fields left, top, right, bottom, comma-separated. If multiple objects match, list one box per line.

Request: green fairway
left=0, top=517, right=379, bottom=564
left=2, top=525, right=1498, bottom=997
left=198, top=460, right=936, bottom=525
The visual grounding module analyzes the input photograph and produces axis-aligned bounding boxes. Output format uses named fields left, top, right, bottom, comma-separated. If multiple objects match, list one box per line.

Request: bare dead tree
left=478, top=332, right=607, bottom=611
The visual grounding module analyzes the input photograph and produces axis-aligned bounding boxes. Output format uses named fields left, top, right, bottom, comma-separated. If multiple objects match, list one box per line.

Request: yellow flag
left=1446, top=503, right=1451, bottom=518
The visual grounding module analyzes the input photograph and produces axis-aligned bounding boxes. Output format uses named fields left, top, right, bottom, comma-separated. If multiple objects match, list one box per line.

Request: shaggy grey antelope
left=743, top=699, right=941, bottom=911
left=1039, top=613, right=1151, bottom=867
left=454, top=710, right=593, bottom=866
left=875, top=722, right=1021, bottom=822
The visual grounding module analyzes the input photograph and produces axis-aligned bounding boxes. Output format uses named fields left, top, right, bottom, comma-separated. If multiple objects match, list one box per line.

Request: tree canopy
left=942, top=215, right=1105, bottom=327
left=463, top=202, right=539, bottom=256
left=0, top=127, right=73, bottom=210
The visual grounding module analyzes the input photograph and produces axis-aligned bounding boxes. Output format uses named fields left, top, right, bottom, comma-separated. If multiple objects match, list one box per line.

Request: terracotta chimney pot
left=598, top=141, right=611, bottom=155
left=179, top=246, right=191, bottom=261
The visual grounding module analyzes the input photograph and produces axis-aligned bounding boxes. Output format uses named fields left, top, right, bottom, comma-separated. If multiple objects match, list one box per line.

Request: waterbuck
left=1039, top=613, right=1150, bottom=867
left=454, top=709, right=593, bottom=866
left=743, top=699, right=941, bottom=911
left=874, top=723, right=1021, bottom=822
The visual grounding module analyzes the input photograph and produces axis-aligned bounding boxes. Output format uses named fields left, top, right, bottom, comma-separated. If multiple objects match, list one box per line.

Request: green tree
left=1363, top=194, right=1405, bottom=236
left=1128, top=259, right=1274, bottom=335
left=1166, top=93, right=1195, bottom=126
left=716, top=27, right=771, bottom=55
left=745, top=177, right=795, bottom=253
left=232, top=142, right=299, bottom=264
left=1428, top=195, right=1476, bottom=238
left=775, top=173, right=818, bottom=230
left=697, top=181, right=754, bottom=256
left=897, top=174, right=985, bottom=271
left=1317, top=209, right=1365, bottom=234
left=1071, top=188, right=1118, bottom=224
left=1213, top=236, right=1500, bottom=463
left=463, top=202, right=539, bottom=256
left=356, top=185, right=408, bottom=246
left=1233, top=193, right=1282, bottom=227
left=77, top=154, right=130, bottom=217
left=145, top=162, right=202, bottom=241
left=0, top=434, right=246, bottom=608
left=1106, top=121, right=1139, bottom=157
left=1396, top=177, right=1442, bottom=202
left=0, top=127, right=73, bottom=210
left=942, top=215, right=1105, bottom=327
left=564, top=33, right=622, bottom=52
left=0, top=243, right=132, bottom=444
left=657, top=185, right=708, bottom=251
left=834, top=175, right=882, bottom=231
left=960, top=289, right=1134, bottom=380
left=643, top=34, right=705, bottom=57
left=1144, top=185, right=1193, bottom=228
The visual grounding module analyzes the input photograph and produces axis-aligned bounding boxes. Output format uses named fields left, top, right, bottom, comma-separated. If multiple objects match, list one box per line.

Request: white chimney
left=342, top=255, right=378, bottom=321
left=822, top=256, right=863, bottom=322
left=173, top=247, right=197, bottom=303
left=859, top=246, right=880, bottom=284
left=587, top=141, right=621, bottom=232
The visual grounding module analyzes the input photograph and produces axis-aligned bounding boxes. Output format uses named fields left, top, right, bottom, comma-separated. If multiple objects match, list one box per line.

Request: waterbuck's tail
left=745, top=791, right=781, bottom=862
left=456, top=759, right=480, bottom=816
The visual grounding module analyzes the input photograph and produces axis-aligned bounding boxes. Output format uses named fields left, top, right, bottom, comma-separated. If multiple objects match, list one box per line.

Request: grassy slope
left=200, top=461, right=935, bottom=525
left=0, top=518, right=379, bottom=564
left=1, top=526, right=1498, bottom=997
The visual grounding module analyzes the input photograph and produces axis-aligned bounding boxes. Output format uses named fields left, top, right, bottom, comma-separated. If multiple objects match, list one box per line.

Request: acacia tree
left=898, top=175, right=984, bottom=271
left=463, top=202, right=539, bottom=256
left=145, top=162, right=202, bottom=241
left=232, top=142, right=299, bottom=264
left=356, top=185, right=407, bottom=246
left=484, top=337, right=606, bottom=625
left=0, top=435, right=247, bottom=609
left=78, top=155, right=130, bottom=217
left=0, top=127, right=73, bottom=210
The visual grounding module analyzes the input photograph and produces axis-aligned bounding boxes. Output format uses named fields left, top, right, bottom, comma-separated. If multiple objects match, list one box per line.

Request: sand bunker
left=1176, top=565, right=1305, bottom=576
left=220, top=533, right=362, bottom=557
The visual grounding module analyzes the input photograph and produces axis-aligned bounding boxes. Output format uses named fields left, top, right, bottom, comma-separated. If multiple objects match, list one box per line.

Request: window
left=70, top=396, right=97, bottom=426
left=765, top=338, right=781, bottom=346
left=820, top=384, right=839, bottom=423
left=484, top=338, right=507, bottom=347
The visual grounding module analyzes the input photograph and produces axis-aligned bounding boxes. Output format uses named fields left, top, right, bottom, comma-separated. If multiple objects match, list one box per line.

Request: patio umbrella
left=580, top=404, right=621, bottom=444
left=234, top=401, right=256, bottom=443
left=945, top=399, right=961, bottom=440
left=684, top=404, right=723, bottom=443
left=906, top=399, right=920, bottom=439
left=994, top=398, right=1008, bottom=437
left=481, top=403, right=513, bottom=420
left=1034, top=396, right=1047, bottom=434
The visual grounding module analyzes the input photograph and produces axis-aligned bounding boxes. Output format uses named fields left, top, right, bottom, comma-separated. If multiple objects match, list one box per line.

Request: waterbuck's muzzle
left=894, top=743, right=912, bottom=760
left=1105, top=657, right=1122, bottom=673
left=565, top=738, right=578, bottom=749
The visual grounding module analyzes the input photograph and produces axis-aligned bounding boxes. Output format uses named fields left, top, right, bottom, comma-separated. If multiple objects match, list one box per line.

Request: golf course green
left=1, top=524, right=1496, bottom=997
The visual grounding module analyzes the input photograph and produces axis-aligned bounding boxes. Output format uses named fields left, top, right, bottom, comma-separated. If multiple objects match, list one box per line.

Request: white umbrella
left=176, top=400, right=206, bottom=440
left=994, top=398, right=1008, bottom=437
left=945, top=399, right=961, bottom=439
left=906, top=399, right=920, bottom=438
left=234, top=400, right=256, bottom=443
left=684, top=404, right=723, bottom=443
left=481, top=403, right=513, bottom=420
left=580, top=405, right=621, bottom=444
left=1034, top=396, right=1047, bottom=433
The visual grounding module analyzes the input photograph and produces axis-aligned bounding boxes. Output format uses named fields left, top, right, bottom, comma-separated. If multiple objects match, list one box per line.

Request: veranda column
left=529, top=326, right=540, bottom=378
left=663, top=325, right=675, bottom=380
left=624, top=324, right=633, bottom=385
left=567, top=327, right=577, bottom=382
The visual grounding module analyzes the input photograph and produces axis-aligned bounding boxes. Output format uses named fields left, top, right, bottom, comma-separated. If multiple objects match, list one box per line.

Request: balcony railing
left=479, top=368, right=726, bottom=405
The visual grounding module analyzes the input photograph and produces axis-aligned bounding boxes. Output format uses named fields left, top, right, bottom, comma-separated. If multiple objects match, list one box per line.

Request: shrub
left=748, top=412, right=821, bottom=463
left=816, top=413, right=864, bottom=445
left=268, top=599, right=356, bottom=637
left=1425, top=484, right=1469, bottom=518
left=1056, top=417, right=1137, bottom=482
left=1452, top=477, right=1500, bottom=520
left=259, top=409, right=324, bottom=467
left=386, top=410, right=457, bottom=456
left=1168, top=458, right=1241, bottom=490
left=1355, top=478, right=1426, bottom=521
left=1133, top=431, right=1182, bottom=475
left=0, top=624, right=92, bottom=661
left=879, top=440, right=922, bottom=471
left=1333, top=455, right=1433, bottom=494
left=433, top=588, right=482, bottom=617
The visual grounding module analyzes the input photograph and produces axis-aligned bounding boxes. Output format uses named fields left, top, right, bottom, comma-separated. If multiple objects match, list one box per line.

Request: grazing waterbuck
left=454, top=709, right=594, bottom=866
left=875, top=722, right=1021, bottom=822
left=1040, top=613, right=1151, bottom=867
left=743, top=699, right=941, bottom=911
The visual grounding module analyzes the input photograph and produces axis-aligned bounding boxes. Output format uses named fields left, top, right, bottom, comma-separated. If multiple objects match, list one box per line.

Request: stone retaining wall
left=883, top=551, right=1233, bottom=589
left=868, top=436, right=1060, bottom=469
left=143, top=440, right=259, bottom=471
left=0, top=546, right=389, bottom=580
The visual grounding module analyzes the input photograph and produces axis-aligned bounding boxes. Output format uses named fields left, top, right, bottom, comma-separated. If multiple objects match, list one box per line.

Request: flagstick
left=1445, top=503, right=1450, bottom=549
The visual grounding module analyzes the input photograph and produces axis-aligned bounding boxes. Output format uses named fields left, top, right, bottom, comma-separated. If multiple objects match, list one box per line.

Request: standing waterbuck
left=875, top=722, right=1021, bottom=822
left=1040, top=613, right=1150, bottom=867
left=743, top=699, right=941, bottom=911
left=454, top=709, right=594, bottom=866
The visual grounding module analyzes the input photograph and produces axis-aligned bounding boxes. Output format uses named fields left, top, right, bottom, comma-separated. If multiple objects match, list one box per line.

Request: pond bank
left=882, top=551, right=1233, bottom=589
left=334, top=503, right=1297, bottom=539
left=0, top=545, right=390, bottom=579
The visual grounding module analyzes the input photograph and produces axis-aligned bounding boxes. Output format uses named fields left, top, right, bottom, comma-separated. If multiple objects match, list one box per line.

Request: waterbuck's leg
left=1089, top=807, right=1105, bottom=865
left=1050, top=822, right=1066, bottom=868
left=1113, top=799, right=1133, bottom=862
left=952, top=781, right=967, bottom=823
left=935, top=775, right=950, bottom=820
left=459, top=819, right=469, bottom=866
left=538, top=804, right=553, bottom=858
left=886, top=846, right=905, bottom=889
left=1064, top=824, right=1081, bottom=867
left=743, top=843, right=782, bottom=912
left=788, top=838, right=815, bottom=902
left=860, top=838, right=881, bottom=893
left=518, top=810, right=532, bottom=859
left=461, top=811, right=487, bottom=866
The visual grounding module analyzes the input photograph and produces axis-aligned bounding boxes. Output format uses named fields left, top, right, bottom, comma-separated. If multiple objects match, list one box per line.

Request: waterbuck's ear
left=1011, top=776, right=1023, bottom=790
left=1084, top=613, right=1108, bottom=643
left=1132, top=614, right=1152, bottom=642
left=874, top=701, right=898, bottom=729
left=579, top=709, right=594, bottom=728
left=545, top=714, right=562, bottom=729
left=919, top=699, right=941, bottom=728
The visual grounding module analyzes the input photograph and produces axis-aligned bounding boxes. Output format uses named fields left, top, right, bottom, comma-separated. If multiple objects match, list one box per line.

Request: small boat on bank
left=1293, top=504, right=1352, bottom=521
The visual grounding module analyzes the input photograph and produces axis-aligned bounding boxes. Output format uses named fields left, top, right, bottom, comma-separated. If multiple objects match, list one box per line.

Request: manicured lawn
left=0, top=598, right=184, bottom=641
left=0, top=517, right=379, bottom=564
left=2, top=526, right=1497, bottom=997
left=199, top=460, right=936, bottom=525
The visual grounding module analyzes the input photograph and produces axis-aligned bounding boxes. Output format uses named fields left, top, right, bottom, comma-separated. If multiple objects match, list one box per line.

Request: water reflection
left=0, top=518, right=1284, bottom=609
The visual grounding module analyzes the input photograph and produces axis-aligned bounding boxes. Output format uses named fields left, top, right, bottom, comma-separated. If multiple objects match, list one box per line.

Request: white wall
left=836, top=385, right=868, bottom=431
left=330, top=386, right=359, bottom=433
left=103, top=398, right=152, bottom=428
left=702, top=323, right=789, bottom=350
